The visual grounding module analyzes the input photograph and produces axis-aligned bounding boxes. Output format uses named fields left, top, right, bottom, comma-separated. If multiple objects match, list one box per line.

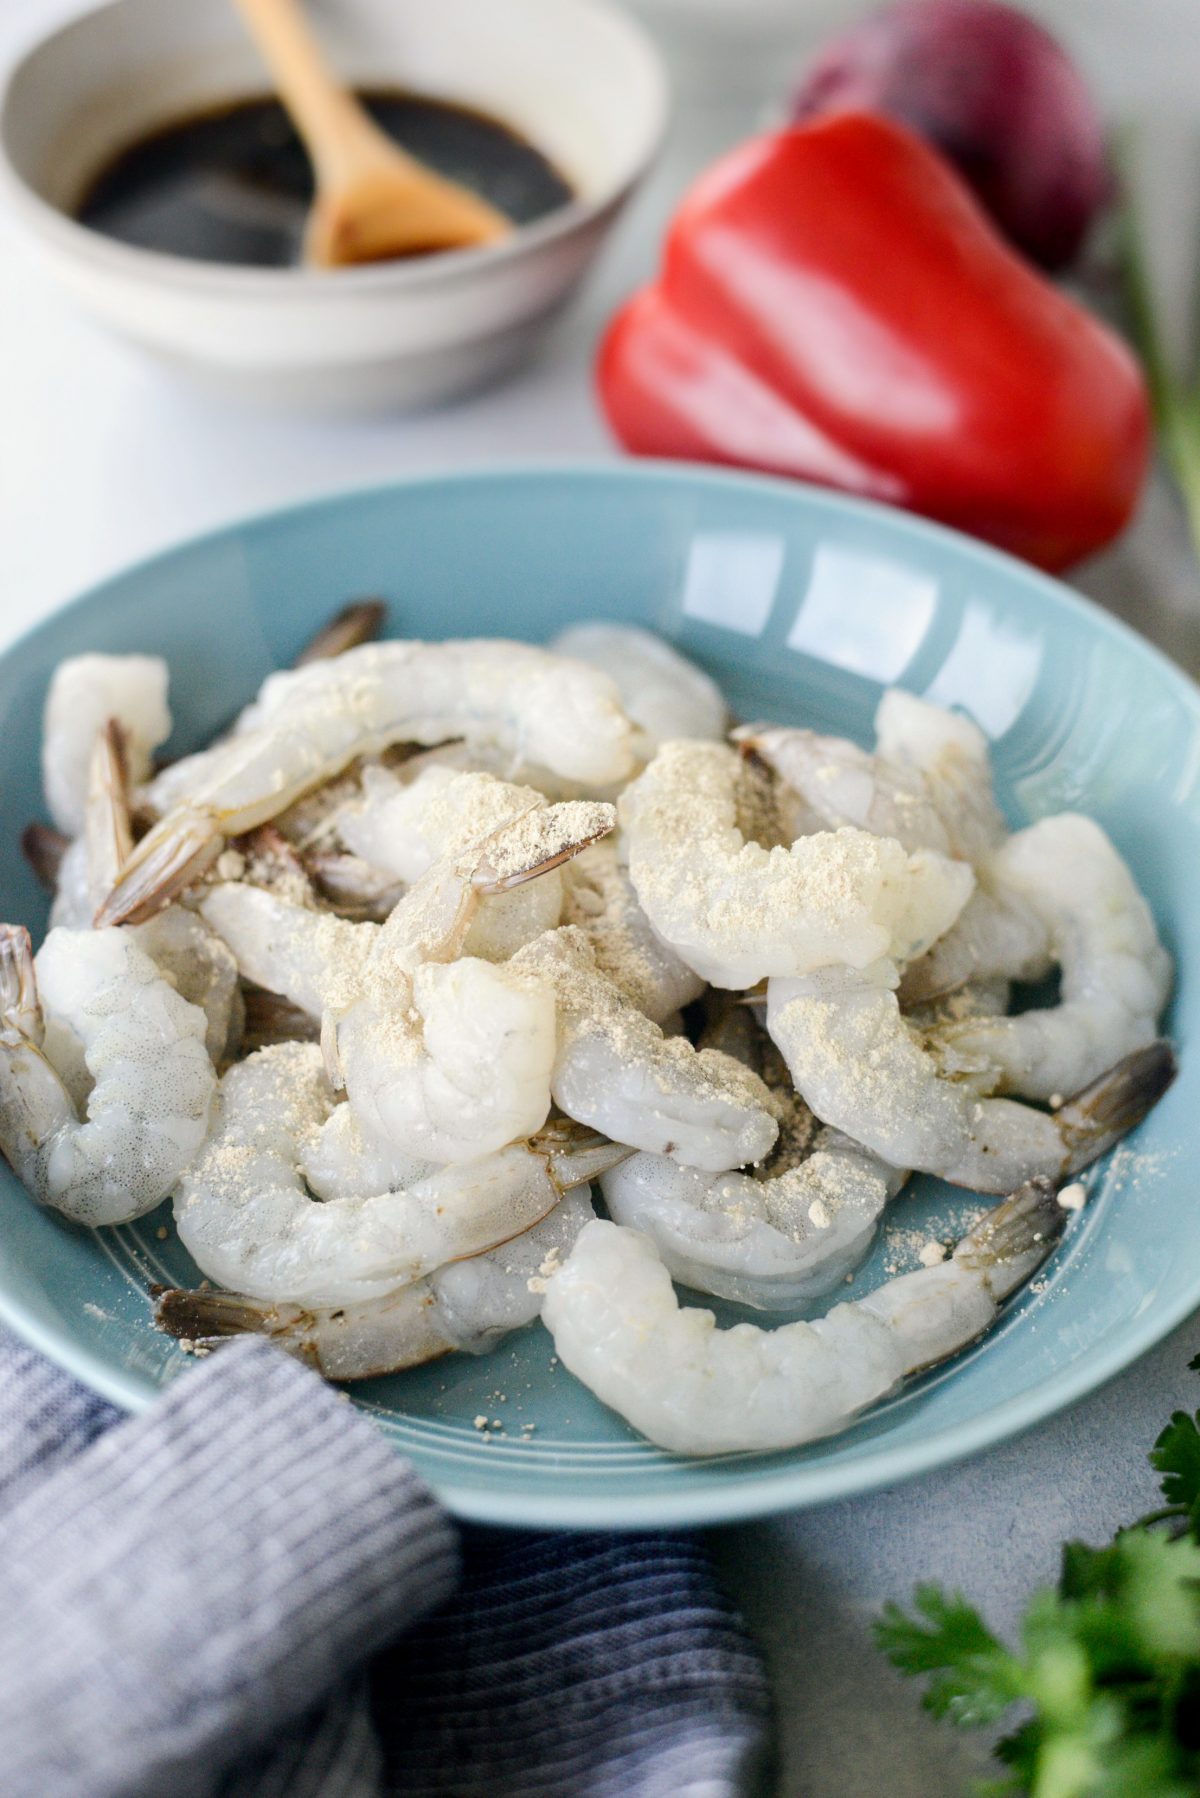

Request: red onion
left=790, top=0, right=1110, bottom=269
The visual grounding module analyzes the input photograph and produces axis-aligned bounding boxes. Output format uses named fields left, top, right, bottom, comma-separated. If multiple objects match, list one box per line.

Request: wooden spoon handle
left=230, top=0, right=416, bottom=185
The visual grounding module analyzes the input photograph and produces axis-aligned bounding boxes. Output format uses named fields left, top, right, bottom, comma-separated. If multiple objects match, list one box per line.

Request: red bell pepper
left=596, top=112, right=1149, bottom=571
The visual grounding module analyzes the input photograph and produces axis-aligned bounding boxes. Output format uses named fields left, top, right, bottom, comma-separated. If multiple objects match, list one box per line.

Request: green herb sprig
left=1117, top=160, right=1200, bottom=573
left=876, top=1354, right=1200, bottom=1797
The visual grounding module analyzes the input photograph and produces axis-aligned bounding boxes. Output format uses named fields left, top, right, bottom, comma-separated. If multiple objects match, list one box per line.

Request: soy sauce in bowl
left=76, top=90, right=574, bottom=267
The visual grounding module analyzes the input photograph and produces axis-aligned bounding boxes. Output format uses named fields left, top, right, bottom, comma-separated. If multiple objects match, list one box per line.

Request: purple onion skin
left=791, top=0, right=1111, bottom=270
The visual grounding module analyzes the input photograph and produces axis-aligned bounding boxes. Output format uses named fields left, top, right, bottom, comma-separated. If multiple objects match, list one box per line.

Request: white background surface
left=2, top=3, right=1200, bottom=1792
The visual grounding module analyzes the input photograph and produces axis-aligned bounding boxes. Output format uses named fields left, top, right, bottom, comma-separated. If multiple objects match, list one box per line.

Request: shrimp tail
left=1058, top=1039, right=1177, bottom=1175
left=534, top=1120, right=633, bottom=1189
left=292, top=598, right=387, bottom=667
left=85, top=718, right=135, bottom=904
left=0, top=925, right=42, bottom=1045
left=471, top=801, right=616, bottom=894
left=154, top=1287, right=326, bottom=1371
left=154, top=1284, right=301, bottom=1342
left=954, top=1175, right=1064, bottom=1296
left=21, top=823, right=70, bottom=890
left=95, top=806, right=223, bottom=926
left=154, top=1281, right=454, bottom=1381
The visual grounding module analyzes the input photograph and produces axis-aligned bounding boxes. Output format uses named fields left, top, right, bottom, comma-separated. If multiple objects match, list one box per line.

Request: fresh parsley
left=876, top=1353, right=1200, bottom=1796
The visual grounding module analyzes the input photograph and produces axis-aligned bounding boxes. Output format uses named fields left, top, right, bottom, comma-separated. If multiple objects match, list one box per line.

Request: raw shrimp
left=899, top=879, right=1051, bottom=1006
left=920, top=816, right=1172, bottom=1100
left=561, top=837, right=704, bottom=1024
left=601, top=1142, right=907, bottom=1311
left=47, top=719, right=138, bottom=930
left=299, top=1101, right=435, bottom=1201
left=335, top=765, right=566, bottom=959
left=551, top=623, right=728, bottom=751
left=42, top=653, right=171, bottom=838
left=335, top=764, right=534, bottom=882
left=172, top=1040, right=621, bottom=1305
left=601, top=1001, right=906, bottom=1308
left=510, top=927, right=776, bottom=1172
left=767, top=961, right=1175, bottom=1191
left=199, top=883, right=553, bottom=1164
left=201, top=801, right=613, bottom=1163
left=902, top=977, right=1012, bottom=1032
left=542, top=1177, right=1068, bottom=1455
left=619, top=740, right=974, bottom=988
left=873, top=689, right=1007, bottom=864
left=155, top=1188, right=597, bottom=1380
left=48, top=722, right=242, bottom=1064
left=0, top=924, right=216, bottom=1226
left=48, top=838, right=91, bottom=931
left=735, top=724, right=953, bottom=854
left=100, top=641, right=636, bottom=924
left=737, top=691, right=1005, bottom=864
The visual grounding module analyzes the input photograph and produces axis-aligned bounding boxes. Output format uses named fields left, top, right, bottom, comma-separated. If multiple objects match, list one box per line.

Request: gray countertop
left=3, top=4, right=1198, bottom=1792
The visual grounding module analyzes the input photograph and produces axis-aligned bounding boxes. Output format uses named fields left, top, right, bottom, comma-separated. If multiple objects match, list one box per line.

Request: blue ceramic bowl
left=0, top=465, right=1194, bottom=1527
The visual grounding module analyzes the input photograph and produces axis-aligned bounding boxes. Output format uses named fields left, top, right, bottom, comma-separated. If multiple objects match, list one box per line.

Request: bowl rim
left=0, top=0, right=669, bottom=297
left=0, top=456, right=1197, bottom=1529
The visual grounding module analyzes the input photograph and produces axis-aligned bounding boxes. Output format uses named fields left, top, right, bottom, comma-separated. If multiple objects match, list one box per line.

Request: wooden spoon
left=231, top=0, right=513, bottom=267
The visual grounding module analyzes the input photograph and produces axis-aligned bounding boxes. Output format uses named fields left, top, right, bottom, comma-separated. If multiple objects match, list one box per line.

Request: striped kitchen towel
left=0, top=1329, right=773, bottom=1798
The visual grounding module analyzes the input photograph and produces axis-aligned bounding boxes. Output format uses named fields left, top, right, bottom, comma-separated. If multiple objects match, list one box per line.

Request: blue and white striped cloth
left=0, top=1329, right=772, bottom=1798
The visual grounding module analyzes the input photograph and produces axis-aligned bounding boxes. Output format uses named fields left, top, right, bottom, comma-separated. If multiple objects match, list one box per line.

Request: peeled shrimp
left=601, top=1141, right=906, bottom=1312
left=738, top=691, right=1005, bottom=866
left=129, top=910, right=243, bottom=1066
left=768, top=961, right=1175, bottom=1191
left=155, top=1188, right=597, bottom=1380
left=736, top=724, right=953, bottom=854
left=335, top=765, right=566, bottom=959
left=173, top=1040, right=619, bottom=1305
left=874, top=690, right=1007, bottom=864
left=543, top=1177, right=1068, bottom=1455
left=619, top=741, right=974, bottom=988
left=299, top=1101, right=435, bottom=1201
left=511, top=926, right=777, bottom=1172
left=48, top=838, right=91, bottom=931
left=601, top=1001, right=905, bottom=1308
left=47, top=723, right=242, bottom=1064
left=551, top=623, right=728, bottom=751
left=42, top=654, right=171, bottom=838
left=200, top=802, right=612, bottom=1163
left=100, top=641, right=636, bottom=925
left=899, top=880, right=1051, bottom=1006
left=561, top=837, right=704, bottom=1024
left=0, top=924, right=215, bottom=1225
left=336, top=956, right=558, bottom=1168
left=921, top=816, right=1172, bottom=1100
left=199, top=883, right=554, bottom=1166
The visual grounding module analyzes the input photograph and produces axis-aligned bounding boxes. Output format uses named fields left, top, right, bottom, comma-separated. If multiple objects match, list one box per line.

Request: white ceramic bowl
left=0, top=0, right=667, bottom=410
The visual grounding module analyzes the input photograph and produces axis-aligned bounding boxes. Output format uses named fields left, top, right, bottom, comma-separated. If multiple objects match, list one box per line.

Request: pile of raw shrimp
left=0, top=607, right=1175, bottom=1456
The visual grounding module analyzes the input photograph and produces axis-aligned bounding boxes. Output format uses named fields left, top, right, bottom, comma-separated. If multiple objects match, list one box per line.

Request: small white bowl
left=0, top=0, right=668, bottom=410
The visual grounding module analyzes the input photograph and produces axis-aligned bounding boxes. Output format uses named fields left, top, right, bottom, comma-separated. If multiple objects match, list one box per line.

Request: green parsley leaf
left=875, top=1585, right=1022, bottom=1727
left=879, top=1352, right=1200, bottom=1794
left=1151, top=1410, right=1200, bottom=1536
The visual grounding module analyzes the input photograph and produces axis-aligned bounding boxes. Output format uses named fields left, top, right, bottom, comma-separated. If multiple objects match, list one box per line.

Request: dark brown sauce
left=76, top=90, right=574, bottom=267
